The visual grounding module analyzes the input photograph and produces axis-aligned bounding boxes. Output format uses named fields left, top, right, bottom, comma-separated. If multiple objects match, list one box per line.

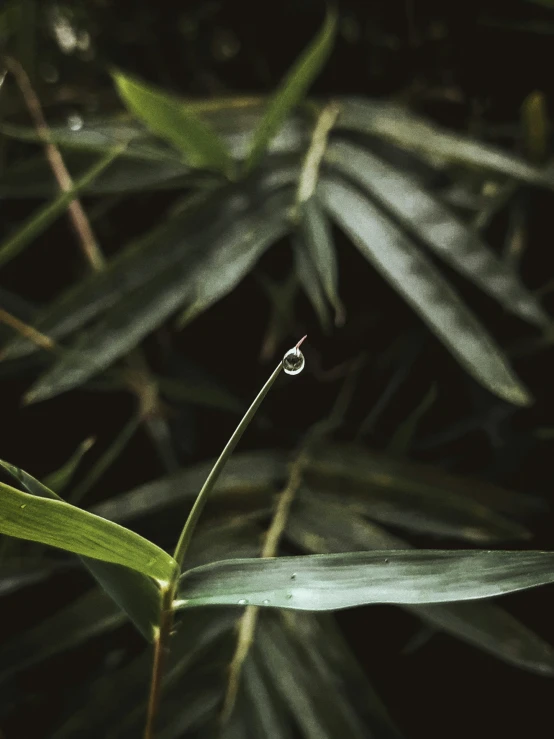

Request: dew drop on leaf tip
left=282, top=338, right=306, bottom=376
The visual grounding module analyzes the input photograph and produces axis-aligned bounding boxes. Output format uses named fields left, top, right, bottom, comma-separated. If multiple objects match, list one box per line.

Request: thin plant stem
left=143, top=336, right=306, bottom=739
left=0, top=307, right=56, bottom=355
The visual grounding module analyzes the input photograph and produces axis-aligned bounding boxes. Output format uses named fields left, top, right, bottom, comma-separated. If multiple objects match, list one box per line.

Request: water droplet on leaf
left=283, top=347, right=305, bottom=375
left=237, top=599, right=248, bottom=606
left=20, top=504, right=26, bottom=509
left=262, top=599, right=270, bottom=605
left=286, top=594, right=293, bottom=600
left=290, top=573, right=297, bottom=580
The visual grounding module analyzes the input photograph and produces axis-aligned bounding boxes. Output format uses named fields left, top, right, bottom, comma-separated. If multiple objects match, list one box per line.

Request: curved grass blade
left=320, top=175, right=531, bottom=405
left=326, top=140, right=548, bottom=326
left=288, top=492, right=554, bottom=675
left=89, top=450, right=286, bottom=522
left=0, top=149, right=123, bottom=268
left=0, top=587, right=125, bottom=681
left=112, top=71, right=232, bottom=174
left=336, top=98, right=554, bottom=185
left=24, top=189, right=292, bottom=402
left=177, top=550, right=554, bottom=610
left=245, top=10, right=336, bottom=171
left=43, top=437, right=95, bottom=493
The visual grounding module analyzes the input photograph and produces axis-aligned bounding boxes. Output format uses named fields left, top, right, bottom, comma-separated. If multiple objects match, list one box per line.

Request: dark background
left=1, top=1, right=554, bottom=737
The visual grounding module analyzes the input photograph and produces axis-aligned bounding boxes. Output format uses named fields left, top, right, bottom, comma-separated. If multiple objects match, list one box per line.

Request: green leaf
left=112, top=71, right=233, bottom=174
left=288, top=492, right=554, bottom=675
left=90, top=450, right=286, bottom=522
left=294, top=232, right=332, bottom=331
left=325, top=140, right=548, bottom=326
left=242, top=654, right=295, bottom=738
left=297, top=196, right=344, bottom=325
left=0, top=149, right=123, bottom=268
left=0, top=461, right=176, bottom=583
left=303, top=442, right=535, bottom=541
left=0, top=587, right=125, bottom=680
left=337, top=98, right=554, bottom=185
left=246, top=10, right=336, bottom=171
left=178, top=550, right=554, bottom=610
left=319, top=174, right=532, bottom=405
left=43, top=437, right=95, bottom=493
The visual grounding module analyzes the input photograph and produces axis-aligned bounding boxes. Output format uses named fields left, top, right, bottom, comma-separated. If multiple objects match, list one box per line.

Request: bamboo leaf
left=320, top=174, right=531, bottom=405
left=0, top=460, right=176, bottom=586
left=246, top=10, right=336, bottom=170
left=43, top=437, right=95, bottom=493
left=325, top=140, right=548, bottom=326
left=337, top=98, right=554, bottom=185
left=177, top=550, right=554, bottom=610
left=112, top=71, right=233, bottom=174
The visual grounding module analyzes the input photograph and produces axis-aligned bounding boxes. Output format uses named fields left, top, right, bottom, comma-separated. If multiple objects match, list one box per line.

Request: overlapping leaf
left=319, top=175, right=531, bottom=405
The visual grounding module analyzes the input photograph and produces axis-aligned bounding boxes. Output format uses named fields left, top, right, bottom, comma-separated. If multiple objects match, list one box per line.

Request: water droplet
left=384, top=558, right=390, bottom=564
left=20, top=504, right=26, bottom=509
left=286, top=593, right=293, bottom=600
left=237, top=599, right=248, bottom=606
left=283, top=347, right=305, bottom=375
left=262, top=599, right=270, bottom=605
left=290, top=573, right=297, bottom=580
left=67, top=113, right=83, bottom=131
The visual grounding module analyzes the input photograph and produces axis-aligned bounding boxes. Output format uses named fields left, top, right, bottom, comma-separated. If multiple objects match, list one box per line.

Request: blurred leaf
left=0, top=477, right=174, bottom=580
left=246, top=10, right=336, bottom=171
left=90, top=450, right=286, bottom=523
left=0, top=148, right=123, bottom=268
left=241, top=653, right=295, bottom=738
left=294, top=231, right=332, bottom=330
left=43, top=437, right=95, bottom=493
left=337, top=98, right=554, bottom=185
left=297, top=195, right=344, bottom=325
left=326, top=140, right=548, bottom=327
left=303, top=442, right=535, bottom=541
left=522, top=91, right=549, bottom=164
left=157, top=375, right=244, bottom=414
left=177, top=550, right=554, bottom=610
left=0, top=587, right=125, bottom=681
left=0, top=556, right=66, bottom=597
left=388, top=384, right=438, bottom=454
left=320, top=175, right=531, bottom=406
left=288, top=492, right=554, bottom=675
left=112, top=71, right=233, bottom=174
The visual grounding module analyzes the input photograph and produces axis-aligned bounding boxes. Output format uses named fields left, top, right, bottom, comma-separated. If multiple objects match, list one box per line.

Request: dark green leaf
left=337, top=98, right=554, bottom=185
left=326, top=140, right=547, bottom=326
left=320, top=175, right=531, bottom=405
left=294, top=231, right=332, bottom=331
left=178, top=550, right=554, bottom=610
left=112, top=71, right=232, bottom=174
left=246, top=10, right=336, bottom=170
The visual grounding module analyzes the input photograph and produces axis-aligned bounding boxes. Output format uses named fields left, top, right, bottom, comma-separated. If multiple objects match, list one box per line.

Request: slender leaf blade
left=320, top=174, right=531, bottom=405
left=178, top=550, right=554, bottom=610
left=246, top=10, right=336, bottom=170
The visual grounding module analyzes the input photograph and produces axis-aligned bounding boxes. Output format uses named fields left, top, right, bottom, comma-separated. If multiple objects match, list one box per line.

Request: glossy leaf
left=337, top=97, right=554, bottom=185
left=112, top=71, right=232, bottom=174
left=177, top=550, right=554, bottom=610
left=0, top=149, right=122, bottom=268
left=0, top=460, right=176, bottom=584
left=246, top=10, right=336, bottom=170
left=326, top=140, right=547, bottom=326
left=288, top=492, right=554, bottom=675
left=320, top=175, right=531, bottom=405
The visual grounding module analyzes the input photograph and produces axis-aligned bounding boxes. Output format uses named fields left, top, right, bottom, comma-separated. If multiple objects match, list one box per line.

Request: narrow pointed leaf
left=178, top=550, right=554, bottom=610
left=326, top=140, right=547, bottom=326
left=0, top=460, right=176, bottom=585
left=112, top=71, right=232, bottom=174
left=0, top=149, right=122, bottom=268
left=289, top=492, right=554, bottom=675
left=43, top=437, right=94, bottom=493
left=246, top=10, right=336, bottom=170
left=337, top=98, right=554, bottom=185
left=294, top=232, right=332, bottom=330
left=320, top=175, right=531, bottom=405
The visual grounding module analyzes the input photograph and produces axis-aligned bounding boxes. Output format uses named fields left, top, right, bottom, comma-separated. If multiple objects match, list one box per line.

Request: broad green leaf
left=288, top=492, right=554, bottom=675
left=24, top=186, right=293, bottom=402
left=325, top=140, right=548, bottom=326
left=0, top=149, right=123, bottom=268
left=177, top=550, right=554, bottom=610
left=337, top=97, right=554, bottom=185
left=0, top=587, right=125, bottom=680
left=297, top=196, right=344, bottom=326
left=246, top=10, right=336, bottom=171
left=112, top=71, right=232, bottom=174
left=0, top=462, right=176, bottom=583
left=320, top=175, right=531, bottom=405
left=43, top=437, right=95, bottom=493
left=90, top=450, right=286, bottom=522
